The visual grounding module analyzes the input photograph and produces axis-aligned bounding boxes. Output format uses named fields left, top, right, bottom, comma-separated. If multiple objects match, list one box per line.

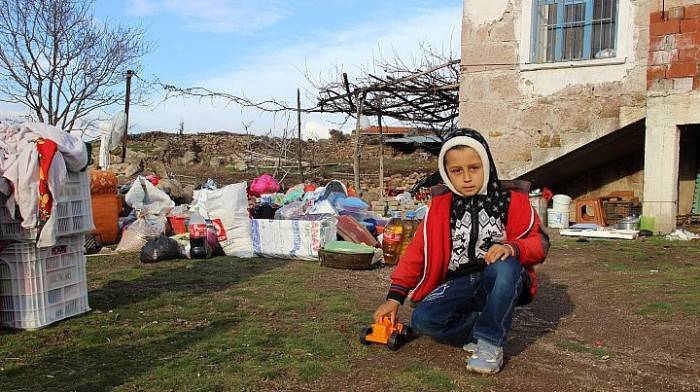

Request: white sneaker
left=462, top=341, right=478, bottom=353
left=466, top=339, right=503, bottom=374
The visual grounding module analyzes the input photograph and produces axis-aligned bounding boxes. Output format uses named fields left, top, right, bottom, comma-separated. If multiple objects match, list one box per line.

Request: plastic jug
left=382, top=211, right=404, bottom=265
left=399, top=211, right=417, bottom=257
left=189, top=212, right=211, bottom=259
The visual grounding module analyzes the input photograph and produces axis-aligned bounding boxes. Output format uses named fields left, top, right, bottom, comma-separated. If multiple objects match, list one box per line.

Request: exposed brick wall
left=648, top=4, right=700, bottom=92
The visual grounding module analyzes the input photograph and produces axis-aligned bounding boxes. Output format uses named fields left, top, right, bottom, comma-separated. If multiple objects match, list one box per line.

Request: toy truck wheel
left=359, top=326, right=372, bottom=345
left=387, top=332, right=402, bottom=351
left=401, top=325, right=414, bottom=341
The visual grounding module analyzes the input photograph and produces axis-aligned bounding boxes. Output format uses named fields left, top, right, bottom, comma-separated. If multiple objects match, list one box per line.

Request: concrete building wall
left=644, top=3, right=700, bottom=232
left=460, top=0, right=654, bottom=180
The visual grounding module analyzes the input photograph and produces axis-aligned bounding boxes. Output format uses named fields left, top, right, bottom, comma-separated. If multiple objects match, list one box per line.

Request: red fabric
left=35, top=138, right=58, bottom=223
left=145, top=175, right=160, bottom=186
left=389, top=191, right=548, bottom=304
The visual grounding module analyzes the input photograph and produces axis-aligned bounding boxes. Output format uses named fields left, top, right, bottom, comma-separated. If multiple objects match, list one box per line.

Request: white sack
left=196, top=182, right=254, bottom=258
left=251, top=217, right=337, bottom=261
left=125, top=176, right=175, bottom=217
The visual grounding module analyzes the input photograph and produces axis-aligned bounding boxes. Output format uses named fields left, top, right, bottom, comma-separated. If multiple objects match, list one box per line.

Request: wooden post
left=121, top=69, right=133, bottom=163
left=297, top=88, right=303, bottom=179
left=353, top=92, right=365, bottom=196
left=378, top=113, right=384, bottom=202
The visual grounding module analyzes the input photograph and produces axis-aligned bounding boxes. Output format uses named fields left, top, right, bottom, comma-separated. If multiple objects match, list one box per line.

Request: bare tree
left=0, top=0, right=149, bottom=131
left=178, top=119, right=185, bottom=137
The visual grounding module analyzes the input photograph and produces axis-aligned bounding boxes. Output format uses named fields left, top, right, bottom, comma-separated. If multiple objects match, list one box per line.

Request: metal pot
left=615, top=222, right=640, bottom=230
left=615, top=216, right=640, bottom=231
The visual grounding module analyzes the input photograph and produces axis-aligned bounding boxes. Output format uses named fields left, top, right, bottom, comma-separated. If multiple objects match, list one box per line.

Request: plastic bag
left=124, top=176, right=175, bottom=217
left=140, top=234, right=181, bottom=263
left=322, top=180, right=347, bottom=200
left=167, top=204, right=191, bottom=218
left=309, top=199, right=337, bottom=215
left=84, top=233, right=103, bottom=255
left=197, top=182, right=254, bottom=257
left=337, top=197, right=369, bottom=211
left=201, top=178, right=219, bottom=190
left=250, top=174, right=280, bottom=196
left=116, top=216, right=165, bottom=253
left=171, top=233, right=192, bottom=259
left=283, top=184, right=305, bottom=204
left=260, top=192, right=285, bottom=206
left=274, top=201, right=305, bottom=220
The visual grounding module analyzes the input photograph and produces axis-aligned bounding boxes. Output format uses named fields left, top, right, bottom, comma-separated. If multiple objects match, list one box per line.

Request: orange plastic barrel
left=90, top=170, right=118, bottom=194
left=90, top=170, right=120, bottom=245
left=91, top=193, right=120, bottom=245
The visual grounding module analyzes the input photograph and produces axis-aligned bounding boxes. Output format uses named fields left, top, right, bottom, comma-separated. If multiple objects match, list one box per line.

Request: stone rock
left=110, top=161, right=143, bottom=178
left=231, top=160, right=248, bottom=172
left=182, top=185, right=194, bottom=204
left=147, top=161, right=169, bottom=179
left=182, top=151, right=198, bottom=165
left=125, top=162, right=143, bottom=177
left=157, top=179, right=184, bottom=201
left=209, top=157, right=224, bottom=168
left=126, top=149, right=147, bottom=161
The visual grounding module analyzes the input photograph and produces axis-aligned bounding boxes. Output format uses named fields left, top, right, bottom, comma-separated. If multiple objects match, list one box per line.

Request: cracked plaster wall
left=459, top=0, right=652, bottom=181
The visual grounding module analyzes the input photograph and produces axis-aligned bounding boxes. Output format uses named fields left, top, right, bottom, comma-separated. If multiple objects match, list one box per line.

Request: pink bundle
left=249, top=174, right=280, bottom=196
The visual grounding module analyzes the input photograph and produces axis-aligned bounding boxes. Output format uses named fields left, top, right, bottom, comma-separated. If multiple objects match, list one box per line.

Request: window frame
left=530, top=0, right=619, bottom=64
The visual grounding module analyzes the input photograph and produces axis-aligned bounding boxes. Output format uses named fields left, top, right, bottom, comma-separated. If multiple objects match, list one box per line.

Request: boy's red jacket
left=387, top=190, right=549, bottom=305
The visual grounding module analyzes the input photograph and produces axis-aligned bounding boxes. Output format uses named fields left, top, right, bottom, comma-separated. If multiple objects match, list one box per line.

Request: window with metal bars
left=531, top=0, right=618, bottom=63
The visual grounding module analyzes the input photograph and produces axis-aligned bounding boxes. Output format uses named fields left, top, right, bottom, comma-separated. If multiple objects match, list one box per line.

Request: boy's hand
left=484, top=244, right=512, bottom=264
left=373, top=300, right=400, bottom=324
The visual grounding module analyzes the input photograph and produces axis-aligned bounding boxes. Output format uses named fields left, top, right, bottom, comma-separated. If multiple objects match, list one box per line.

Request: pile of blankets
left=0, top=122, right=88, bottom=246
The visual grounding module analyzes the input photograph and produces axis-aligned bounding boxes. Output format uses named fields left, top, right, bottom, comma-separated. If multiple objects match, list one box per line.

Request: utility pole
left=297, top=88, right=303, bottom=179
left=121, top=69, right=133, bottom=163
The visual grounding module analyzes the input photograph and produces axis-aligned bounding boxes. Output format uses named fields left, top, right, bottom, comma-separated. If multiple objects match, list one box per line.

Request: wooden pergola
left=158, top=50, right=460, bottom=197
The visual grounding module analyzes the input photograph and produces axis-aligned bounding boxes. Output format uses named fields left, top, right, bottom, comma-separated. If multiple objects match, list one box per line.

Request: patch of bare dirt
left=303, top=235, right=700, bottom=392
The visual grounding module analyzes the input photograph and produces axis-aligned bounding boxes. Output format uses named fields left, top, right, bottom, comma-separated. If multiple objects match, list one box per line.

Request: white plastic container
left=552, top=194, right=572, bottom=212
left=0, top=171, right=94, bottom=242
left=547, top=208, right=570, bottom=229
left=0, top=235, right=90, bottom=330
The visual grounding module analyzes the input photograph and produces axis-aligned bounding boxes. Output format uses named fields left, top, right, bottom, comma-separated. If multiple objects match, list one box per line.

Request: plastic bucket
left=168, top=216, right=189, bottom=235
left=547, top=208, right=569, bottom=229
left=552, top=194, right=572, bottom=212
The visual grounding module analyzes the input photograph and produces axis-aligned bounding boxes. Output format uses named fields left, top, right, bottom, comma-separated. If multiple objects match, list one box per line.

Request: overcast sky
left=0, top=0, right=461, bottom=138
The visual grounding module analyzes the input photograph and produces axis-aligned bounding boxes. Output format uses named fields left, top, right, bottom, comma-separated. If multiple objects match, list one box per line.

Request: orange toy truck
left=360, top=316, right=415, bottom=350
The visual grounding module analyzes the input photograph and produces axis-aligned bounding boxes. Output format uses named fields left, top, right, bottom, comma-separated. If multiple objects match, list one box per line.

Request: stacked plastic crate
left=0, top=171, right=93, bottom=329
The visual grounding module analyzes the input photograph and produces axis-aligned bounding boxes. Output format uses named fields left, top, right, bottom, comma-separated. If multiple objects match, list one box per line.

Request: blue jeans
left=411, top=256, right=526, bottom=347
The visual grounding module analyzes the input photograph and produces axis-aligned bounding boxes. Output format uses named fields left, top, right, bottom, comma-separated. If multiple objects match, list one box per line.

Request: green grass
left=0, top=255, right=487, bottom=392
left=393, top=360, right=494, bottom=392
left=557, top=339, right=613, bottom=359
left=128, top=142, right=157, bottom=154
